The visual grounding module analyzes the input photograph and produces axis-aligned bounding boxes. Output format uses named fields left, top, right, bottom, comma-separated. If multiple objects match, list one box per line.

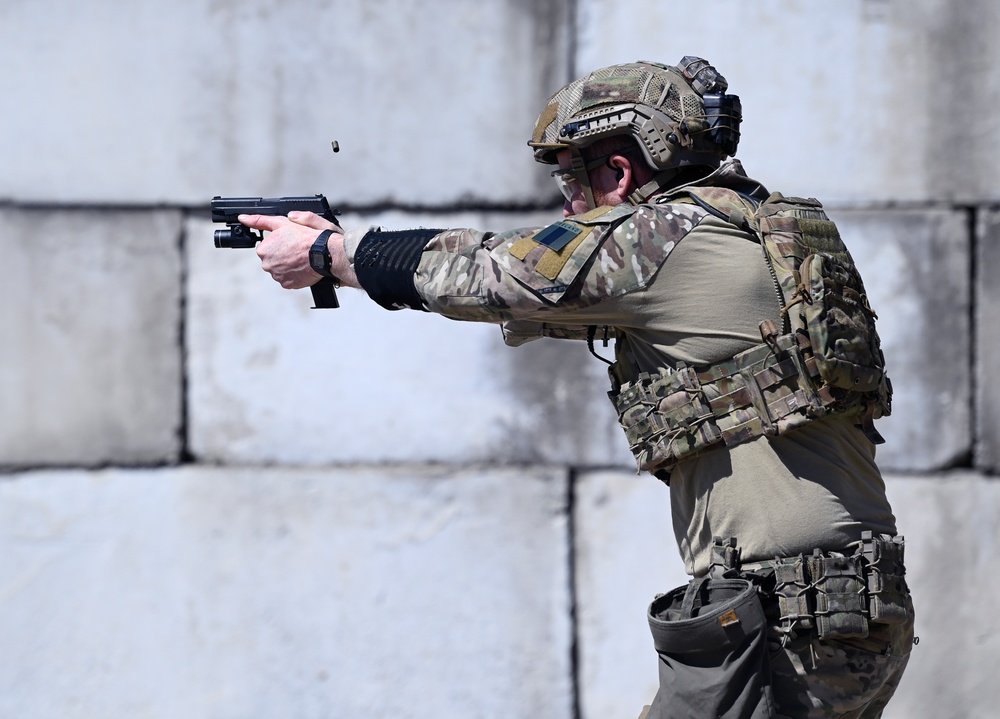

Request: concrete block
left=881, top=473, right=1000, bottom=719
left=191, top=204, right=973, bottom=473
left=187, top=209, right=634, bottom=467
left=572, top=470, right=1000, bottom=719
left=829, top=208, right=971, bottom=472
left=0, top=208, right=183, bottom=467
left=0, top=465, right=573, bottom=719
left=975, top=210, right=1000, bottom=471
left=573, top=470, right=690, bottom=719
left=0, top=0, right=571, bottom=206
left=577, top=0, right=1000, bottom=204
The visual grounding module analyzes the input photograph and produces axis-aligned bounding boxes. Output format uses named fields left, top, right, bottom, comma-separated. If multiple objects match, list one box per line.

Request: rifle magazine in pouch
left=646, top=577, right=775, bottom=719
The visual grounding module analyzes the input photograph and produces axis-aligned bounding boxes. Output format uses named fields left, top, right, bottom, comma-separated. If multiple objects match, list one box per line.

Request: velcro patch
left=533, top=221, right=584, bottom=252
left=535, top=228, right=592, bottom=280
left=508, top=220, right=588, bottom=268
left=509, top=220, right=588, bottom=261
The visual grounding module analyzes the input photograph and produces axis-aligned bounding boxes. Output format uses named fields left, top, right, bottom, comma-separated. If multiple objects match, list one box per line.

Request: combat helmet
left=529, top=57, right=742, bottom=205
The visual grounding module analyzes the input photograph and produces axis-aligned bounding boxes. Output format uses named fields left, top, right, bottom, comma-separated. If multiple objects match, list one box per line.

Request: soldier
left=241, top=58, right=915, bottom=719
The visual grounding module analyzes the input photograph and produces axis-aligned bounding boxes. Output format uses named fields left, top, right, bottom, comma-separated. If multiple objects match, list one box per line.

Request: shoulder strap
left=662, top=186, right=761, bottom=234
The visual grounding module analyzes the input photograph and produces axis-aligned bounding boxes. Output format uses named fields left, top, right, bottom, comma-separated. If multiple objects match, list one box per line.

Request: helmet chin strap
left=626, top=164, right=723, bottom=205
left=570, top=151, right=599, bottom=209
left=626, top=168, right=683, bottom=205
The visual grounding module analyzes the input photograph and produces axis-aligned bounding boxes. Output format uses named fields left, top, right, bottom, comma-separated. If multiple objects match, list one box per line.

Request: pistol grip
left=310, top=278, right=340, bottom=309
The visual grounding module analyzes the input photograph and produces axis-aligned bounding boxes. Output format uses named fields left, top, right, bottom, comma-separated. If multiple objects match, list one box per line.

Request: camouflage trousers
left=768, top=598, right=914, bottom=718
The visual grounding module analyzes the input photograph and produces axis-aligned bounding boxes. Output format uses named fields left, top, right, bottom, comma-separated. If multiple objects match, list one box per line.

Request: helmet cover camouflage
left=529, top=57, right=741, bottom=171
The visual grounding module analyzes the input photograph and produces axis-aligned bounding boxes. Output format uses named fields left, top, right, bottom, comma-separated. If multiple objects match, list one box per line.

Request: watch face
left=309, top=230, right=332, bottom=276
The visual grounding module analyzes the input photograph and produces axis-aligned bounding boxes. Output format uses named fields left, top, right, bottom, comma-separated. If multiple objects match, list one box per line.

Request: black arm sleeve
left=353, top=228, right=443, bottom=311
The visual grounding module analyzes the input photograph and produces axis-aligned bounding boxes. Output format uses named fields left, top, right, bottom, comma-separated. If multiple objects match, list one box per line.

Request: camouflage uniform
left=768, top=613, right=914, bottom=718
left=349, top=157, right=914, bottom=718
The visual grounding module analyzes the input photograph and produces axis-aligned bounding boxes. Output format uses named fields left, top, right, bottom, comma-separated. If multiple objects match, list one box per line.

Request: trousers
left=641, top=539, right=915, bottom=719
left=767, top=599, right=914, bottom=719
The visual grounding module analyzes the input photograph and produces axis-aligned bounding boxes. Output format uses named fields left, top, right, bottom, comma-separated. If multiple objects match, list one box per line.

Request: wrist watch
left=309, top=230, right=335, bottom=279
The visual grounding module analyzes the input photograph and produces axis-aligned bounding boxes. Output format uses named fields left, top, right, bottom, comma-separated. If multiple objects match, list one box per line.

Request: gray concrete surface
left=0, top=0, right=571, bottom=207
left=0, top=209, right=183, bottom=468
left=880, top=473, right=1000, bottom=719
left=187, top=206, right=972, bottom=473
left=186, top=209, right=631, bottom=468
left=977, top=210, right=1000, bottom=471
left=0, top=466, right=573, bottom=719
left=578, top=0, right=1000, bottom=206
left=3, top=468, right=995, bottom=719
left=572, top=471, right=1000, bottom=719
left=832, top=208, right=972, bottom=471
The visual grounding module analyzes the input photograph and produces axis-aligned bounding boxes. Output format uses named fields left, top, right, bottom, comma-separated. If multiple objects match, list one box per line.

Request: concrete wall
left=1, top=1, right=998, bottom=717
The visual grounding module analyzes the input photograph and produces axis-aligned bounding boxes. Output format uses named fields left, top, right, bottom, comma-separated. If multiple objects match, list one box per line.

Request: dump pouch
left=646, top=577, right=775, bottom=719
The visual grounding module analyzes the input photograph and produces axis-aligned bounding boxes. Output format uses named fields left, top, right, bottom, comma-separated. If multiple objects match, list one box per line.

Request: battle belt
left=712, top=533, right=910, bottom=643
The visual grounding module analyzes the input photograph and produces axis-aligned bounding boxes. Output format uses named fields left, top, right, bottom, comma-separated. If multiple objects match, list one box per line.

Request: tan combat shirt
left=368, top=160, right=897, bottom=576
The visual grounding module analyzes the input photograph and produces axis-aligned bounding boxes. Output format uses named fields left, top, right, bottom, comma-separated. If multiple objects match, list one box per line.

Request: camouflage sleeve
left=412, top=201, right=709, bottom=325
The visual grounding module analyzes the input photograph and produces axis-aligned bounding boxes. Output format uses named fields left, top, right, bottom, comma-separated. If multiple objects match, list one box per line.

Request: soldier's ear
left=606, top=156, right=626, bottom=182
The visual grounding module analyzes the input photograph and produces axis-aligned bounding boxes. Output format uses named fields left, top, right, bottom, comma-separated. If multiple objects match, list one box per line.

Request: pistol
left=211, top=194, right=340, bottom=309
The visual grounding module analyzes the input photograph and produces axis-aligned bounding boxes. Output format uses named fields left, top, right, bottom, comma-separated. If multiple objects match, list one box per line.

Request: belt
left=710, top=533, right=909, bottom=641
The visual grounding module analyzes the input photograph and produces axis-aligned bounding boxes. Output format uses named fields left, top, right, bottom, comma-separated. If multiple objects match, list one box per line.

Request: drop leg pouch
left=646, top=577, right=775, bottom=719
